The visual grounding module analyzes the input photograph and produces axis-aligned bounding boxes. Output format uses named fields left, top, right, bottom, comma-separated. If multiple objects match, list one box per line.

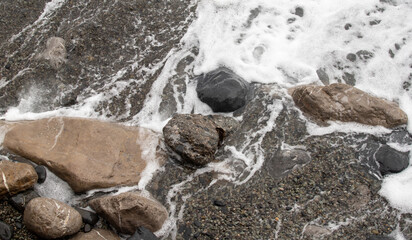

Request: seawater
left=1, top=0, right=412, bottom=239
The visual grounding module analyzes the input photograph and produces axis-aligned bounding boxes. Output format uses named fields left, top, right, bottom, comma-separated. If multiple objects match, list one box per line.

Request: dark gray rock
left=196, top=67, right=252, bottom=112
left=316, top=68, right=330, bottom=85
left=346, top=53, right=357, bottom=62
left=127, top=226, right=159, bottom=240
left=375, top=145, right=409, bottom=175
left=356, top=50, right=375, bottom=61
left=343, top=72, right=356, bottom=86
left=0, top=221, right=13, bottom=240
left=35, top=165, right=47, bottom=184
left=8, top=190, right=40, bottom=212
left=75, top=207, right=99, bottom=226
left=294, top=7, right=304, bottom=17
left=344, top=23, right=352, bottom=30
left=163, top=114, right=221, bottom=166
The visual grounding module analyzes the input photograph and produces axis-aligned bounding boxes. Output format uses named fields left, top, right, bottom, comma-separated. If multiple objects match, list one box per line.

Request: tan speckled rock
left=70, top=229, right=120, bottom=240
left=290, top=83, right=407, bottom=128
left=24, top=197, right=82, bottom=239
left=89, top=192, right=168, bottom=234
left=0, top=161, right=38, bottom=196
left=3, top=117, right=163, bottom=193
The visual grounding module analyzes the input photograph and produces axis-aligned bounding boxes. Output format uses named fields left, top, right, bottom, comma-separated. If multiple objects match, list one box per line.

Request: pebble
left=34, top=165, right=47, bottom=184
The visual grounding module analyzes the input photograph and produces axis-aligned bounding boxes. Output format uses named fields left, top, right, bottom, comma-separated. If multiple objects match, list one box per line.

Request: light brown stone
left=303, top=225, right=332, bottom=238
left=3, top=117, right=162, bottom=193
left=24, top=197, right=82, bottom=239
left=290, top=83, right=407, bottom=128
left=70, top=229, right=120, bottom=240
left=0, top=161, right=37, bottom=196
left=89, top=192, right=168, bottom=234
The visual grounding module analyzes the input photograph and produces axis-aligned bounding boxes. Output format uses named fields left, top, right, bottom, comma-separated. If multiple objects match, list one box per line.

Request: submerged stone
left=196, top=67, right=252, bottom=112
left=3, top=117, right=163, bottom=193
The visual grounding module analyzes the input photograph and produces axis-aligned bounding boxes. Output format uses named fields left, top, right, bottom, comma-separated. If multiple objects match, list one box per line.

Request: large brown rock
left=290, top=83, right=408, bottom=128
left=70, top=229, right=120, bottom=240
left=3, top=117, right=162, bottom=193
left=89, top=192, right=168, bottom=234
left=0, top=161, right=37, bottom=196
left=24, top=197, right=82, bottom=239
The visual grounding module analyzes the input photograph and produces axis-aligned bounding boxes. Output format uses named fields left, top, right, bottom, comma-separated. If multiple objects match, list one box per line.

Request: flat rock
left=24, top=197, right=82, bottom=239
left=89, top=192, right=168, bottom=234
left=163, top=114, right=221, bottom=166
left=70, top=229, right=120, bottom=240
left=290, top=83, right=408, bottom=128
left=0, top=160, right=38, bottom=196
left=3, top=117, right=162, bottom=193
left=196, top=67, right=252, bottom=112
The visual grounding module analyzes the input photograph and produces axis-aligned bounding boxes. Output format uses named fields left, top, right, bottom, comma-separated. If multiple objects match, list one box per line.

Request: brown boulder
left=70, top=229, right=120, bottom=240
left=24, top=197, right=82, bottom=239
left=3, top=117, right=162, bottom=193
left=0, top=161, right=38, bottom=196
left=89, top=192, right=168, bottom=234
left=290, top=83, right=407, bottom=128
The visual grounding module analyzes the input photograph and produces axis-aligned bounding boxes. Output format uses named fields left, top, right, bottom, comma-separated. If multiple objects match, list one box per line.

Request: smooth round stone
left=35, top=165, right=47, bottom=184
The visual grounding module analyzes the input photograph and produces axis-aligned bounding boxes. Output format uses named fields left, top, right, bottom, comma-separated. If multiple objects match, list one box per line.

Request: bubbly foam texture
left=34, top=167, right=75, bottom=204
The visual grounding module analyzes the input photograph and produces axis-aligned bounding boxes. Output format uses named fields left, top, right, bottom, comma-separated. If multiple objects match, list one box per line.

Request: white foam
left=307, top=120, right=392, bottom=136
left=34, top=167, right=75, bottom=204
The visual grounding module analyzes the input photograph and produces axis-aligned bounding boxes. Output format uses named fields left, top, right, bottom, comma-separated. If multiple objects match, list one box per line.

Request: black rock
left=369, top=20, right=381, bottom=26
left=346, top=53, right=357, bottom=62
left=4, top=63, right=11, bottom=70
left=35, top=165, right=47, bottom=184
left=9, top=190, right=40, bottom=212
left=316, top=68, right=329, bottom=85
left=389, top=49, right=395, bottom=58
left=0, top=221, right=13, bottom=240
left=294, top=7, right=304, bottom=17
left=127, top=226, right=159, bottom=240
left=375, top=145, right=409, bottom=175
left=196, top=67, right=252, bottom=112
left=74, top=207, right=99, bottom=226
left=213, top=199, right=226, bottom=207
left=83, top=224, right=92, bottom=233
left=367, top=235, right=395, bottom=240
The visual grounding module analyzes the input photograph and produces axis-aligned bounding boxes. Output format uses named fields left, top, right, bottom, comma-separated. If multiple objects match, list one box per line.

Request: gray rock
left=196, top=67, right=252, bottom=112
left=342, top=72, right=356, bottom=86
left=294, top=7, right=304, bottom=17
left=346, top=53, right=357, bottom=62
left=356, top=50, right=374, bottom=61
left=267, top=149, right=311, bottom=179
left=163, top=114, right=221, bottom=166
left=24, top=197, right=82, bottom=239
left=316, top=68, right=329, bottom=85
left=0, top=221, right=13, bottom=240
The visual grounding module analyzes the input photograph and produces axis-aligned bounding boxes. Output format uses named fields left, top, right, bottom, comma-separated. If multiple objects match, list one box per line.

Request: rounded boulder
left=24, top=197, right=82, bottom=239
